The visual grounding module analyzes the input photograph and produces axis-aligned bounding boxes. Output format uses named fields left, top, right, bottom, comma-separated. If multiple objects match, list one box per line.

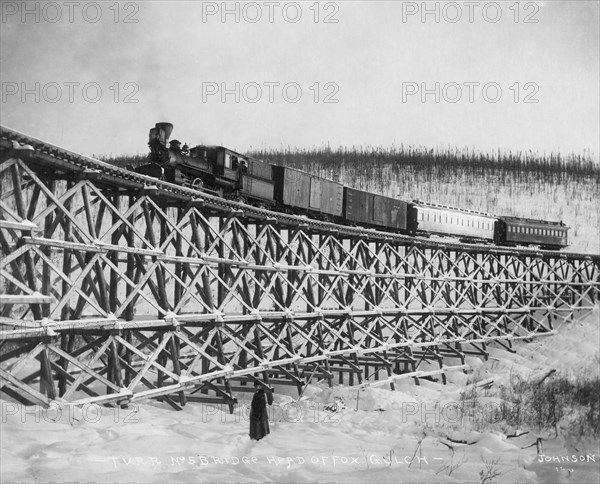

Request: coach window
left=224, top=153, right=232, bottom=169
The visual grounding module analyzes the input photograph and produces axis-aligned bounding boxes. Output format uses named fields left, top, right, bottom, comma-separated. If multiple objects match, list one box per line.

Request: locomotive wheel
left=192, top=178, right=204, bottom=190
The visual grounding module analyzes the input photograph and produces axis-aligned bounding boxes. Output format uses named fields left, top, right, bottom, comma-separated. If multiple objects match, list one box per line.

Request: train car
left=496, top=216, right=568, bottom=250
left=412, top=201, right=496, bottom=242
left=272, top=166, right=343, bottom=217
left=310, top=176, right=344, bottom=217
left=343, top=187, right=410, bottom=231
left=239, top=159, right=275, bottom=203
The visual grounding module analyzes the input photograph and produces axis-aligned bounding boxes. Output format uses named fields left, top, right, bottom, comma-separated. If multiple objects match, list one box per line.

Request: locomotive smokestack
left=155, top=122, right=174, bottom=141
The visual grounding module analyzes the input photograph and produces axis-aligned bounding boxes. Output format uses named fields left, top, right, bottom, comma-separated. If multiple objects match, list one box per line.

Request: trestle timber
left=0, top=126, right=599, bottom=411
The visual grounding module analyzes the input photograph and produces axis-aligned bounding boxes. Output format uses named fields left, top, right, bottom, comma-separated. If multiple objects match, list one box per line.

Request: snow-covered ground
left=2, top=305, right=598, bottom=484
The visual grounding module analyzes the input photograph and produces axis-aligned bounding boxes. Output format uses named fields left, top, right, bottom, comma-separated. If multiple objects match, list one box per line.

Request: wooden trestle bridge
left=0, top=125, right=598, bottom=411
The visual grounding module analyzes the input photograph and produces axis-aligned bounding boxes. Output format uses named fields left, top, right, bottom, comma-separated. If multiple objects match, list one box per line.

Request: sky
left=1, top=0, right=599, bottom=158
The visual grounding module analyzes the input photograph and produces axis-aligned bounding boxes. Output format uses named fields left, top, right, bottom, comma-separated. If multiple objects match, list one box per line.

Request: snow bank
left=2, top=307, right=599, bottom=483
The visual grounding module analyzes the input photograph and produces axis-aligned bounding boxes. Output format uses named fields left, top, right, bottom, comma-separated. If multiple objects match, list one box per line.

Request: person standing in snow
left=249, top=381, right=270, bottom=441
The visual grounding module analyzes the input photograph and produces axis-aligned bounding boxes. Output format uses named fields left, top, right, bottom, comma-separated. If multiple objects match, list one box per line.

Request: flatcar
left=133, top=122, right=569, bottom=250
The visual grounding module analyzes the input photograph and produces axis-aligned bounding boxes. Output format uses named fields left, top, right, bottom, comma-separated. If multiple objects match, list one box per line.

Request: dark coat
left=249, top=389, right=270, bottom=440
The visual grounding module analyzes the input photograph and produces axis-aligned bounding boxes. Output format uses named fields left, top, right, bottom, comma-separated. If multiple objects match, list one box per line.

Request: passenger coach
left=412, top=201, right=496, bottom=243
left=496, top=217, right=568, bottom=250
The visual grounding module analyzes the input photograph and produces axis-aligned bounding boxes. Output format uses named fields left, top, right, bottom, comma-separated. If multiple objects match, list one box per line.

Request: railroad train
left=134, top=122, right=569, bottom=250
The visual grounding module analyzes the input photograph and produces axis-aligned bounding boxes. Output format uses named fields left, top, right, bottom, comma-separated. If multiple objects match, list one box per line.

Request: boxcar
left=309, top=175, right=344, bottom=217
left=273, top=166, right=343, bottom=217
left=343, top=187, right=409, bottom=231
left=497, top=217, right=568, bottom=249
left=273, top=166, right=310, bottom=210
left=413, top=202, right=496, bottom=242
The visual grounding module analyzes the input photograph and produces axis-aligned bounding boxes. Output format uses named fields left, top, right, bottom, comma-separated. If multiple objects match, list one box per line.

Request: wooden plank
left=0, top=219, right=37, bottom=232
left=0, top=294, right=52, bottom=305
left=0, top=367, right=51, bottom=407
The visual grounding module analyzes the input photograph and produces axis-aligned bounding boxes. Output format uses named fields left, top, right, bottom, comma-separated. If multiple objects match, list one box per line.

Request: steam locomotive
left=134, top=122, right=569, bottom=250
